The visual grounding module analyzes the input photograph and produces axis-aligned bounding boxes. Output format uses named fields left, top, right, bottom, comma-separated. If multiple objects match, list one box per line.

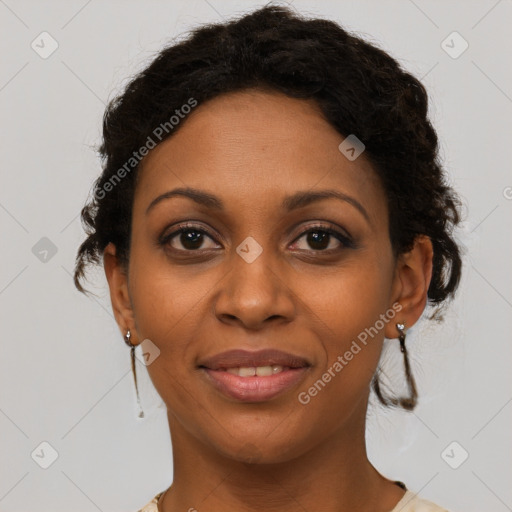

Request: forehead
left=134, top=89, right=387, bottom=224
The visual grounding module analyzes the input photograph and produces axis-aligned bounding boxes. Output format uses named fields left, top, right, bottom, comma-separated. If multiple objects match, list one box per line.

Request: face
left=106, top=89, right=413, bottom=464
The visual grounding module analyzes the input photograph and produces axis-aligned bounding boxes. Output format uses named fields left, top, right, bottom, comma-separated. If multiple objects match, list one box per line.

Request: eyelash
left=159, top=222, right=355, bottom=255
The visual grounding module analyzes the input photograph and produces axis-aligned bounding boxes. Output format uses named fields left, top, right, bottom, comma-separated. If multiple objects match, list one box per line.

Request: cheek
left=302, top=253, right=393, bottom=339
left=127, top=240, right=201, bottom=362
left=128, top=263, right=203, bottom=418
left=296, top=256, right=394, bottom=396
left=129, top=271, right=200, bottom=356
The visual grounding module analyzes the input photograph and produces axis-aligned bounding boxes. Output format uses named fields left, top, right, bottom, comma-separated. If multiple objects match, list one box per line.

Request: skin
left=103, top=89, right=433, bottom=512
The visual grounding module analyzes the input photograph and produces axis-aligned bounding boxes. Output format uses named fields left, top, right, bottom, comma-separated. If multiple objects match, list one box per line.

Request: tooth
left=238, top=367, right=256, bottom=377
left=255, top=366, right=273, bottom=376
left=224, top=365, right=286, bottom=377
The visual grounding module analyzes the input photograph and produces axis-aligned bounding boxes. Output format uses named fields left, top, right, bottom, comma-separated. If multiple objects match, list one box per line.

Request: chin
left=209, top=429, right=312, bottom=466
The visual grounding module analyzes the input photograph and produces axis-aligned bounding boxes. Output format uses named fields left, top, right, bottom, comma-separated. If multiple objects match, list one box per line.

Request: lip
left=198, top=348, right=311, bottom=370
left=202, top=367, right=310, bottom=402
left=198, top=349, right=311, bottom=403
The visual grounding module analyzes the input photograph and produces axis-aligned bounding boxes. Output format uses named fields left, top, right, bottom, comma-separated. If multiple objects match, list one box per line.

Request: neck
left=160, top=400, right=404, bottom=512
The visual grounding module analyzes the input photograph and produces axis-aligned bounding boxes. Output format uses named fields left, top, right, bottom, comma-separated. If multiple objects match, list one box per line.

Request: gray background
left=1, top=1, right=511, bottom=511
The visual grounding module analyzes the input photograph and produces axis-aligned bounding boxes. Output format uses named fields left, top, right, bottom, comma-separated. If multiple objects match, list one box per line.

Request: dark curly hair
left=74, top=4, right=464, bottom=406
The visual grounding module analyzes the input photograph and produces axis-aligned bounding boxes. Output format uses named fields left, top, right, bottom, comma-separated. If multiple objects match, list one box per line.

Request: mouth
left=198, top=349, right=311, bottom=402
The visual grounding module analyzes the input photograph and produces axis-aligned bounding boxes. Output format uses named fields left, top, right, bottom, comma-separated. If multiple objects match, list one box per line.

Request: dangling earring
left=371, top=322, right=418, bottom=411
left=124, top=329, right=144, bottom=418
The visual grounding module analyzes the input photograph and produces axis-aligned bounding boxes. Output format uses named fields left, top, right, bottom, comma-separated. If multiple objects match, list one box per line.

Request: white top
left=137, top=488, right=451, bottom=511
left=390, top=490, right=450, bottom=511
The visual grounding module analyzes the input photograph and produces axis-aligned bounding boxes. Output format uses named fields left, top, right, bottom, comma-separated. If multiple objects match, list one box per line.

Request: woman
left=74, top=5, right=463, bottom=511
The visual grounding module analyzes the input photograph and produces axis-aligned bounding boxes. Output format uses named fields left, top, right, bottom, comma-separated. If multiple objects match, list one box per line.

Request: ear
left=103, top=242, right=138, bottom=344
left=385, top=235, right=434, bottom=339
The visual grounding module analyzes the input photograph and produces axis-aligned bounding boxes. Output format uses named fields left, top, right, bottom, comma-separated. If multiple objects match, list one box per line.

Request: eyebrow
left=145, top=186, right=370, bottom=223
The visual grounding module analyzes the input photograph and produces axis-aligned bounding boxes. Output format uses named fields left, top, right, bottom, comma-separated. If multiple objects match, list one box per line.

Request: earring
left=124, top=329, right=144, bottom=419
left=371, top=322, right=418, bottom=411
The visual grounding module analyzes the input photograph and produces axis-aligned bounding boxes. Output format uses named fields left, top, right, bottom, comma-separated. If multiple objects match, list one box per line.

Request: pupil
left=308, top=231, right=329, bottom=250
left=182, top=230, right=203, bottom=249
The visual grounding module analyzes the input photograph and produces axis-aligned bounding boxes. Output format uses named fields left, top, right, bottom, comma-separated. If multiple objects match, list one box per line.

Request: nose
left=213, top=245, right=296, bottom=331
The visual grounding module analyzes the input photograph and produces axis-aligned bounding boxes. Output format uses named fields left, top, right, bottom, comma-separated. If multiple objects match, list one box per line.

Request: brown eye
left=291, top=224, right=354, bottom=252
left=302, top=230, right=335, bottom=251
left=160, top=224, right=219, bottom=252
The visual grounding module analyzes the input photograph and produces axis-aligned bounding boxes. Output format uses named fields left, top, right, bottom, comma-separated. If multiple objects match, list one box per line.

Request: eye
left=159, top=223, right=220, bottom=252
left=291, top=224, right=354, bottom=252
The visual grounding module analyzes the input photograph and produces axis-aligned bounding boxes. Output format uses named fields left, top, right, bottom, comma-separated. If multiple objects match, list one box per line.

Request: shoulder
left=135, top=491, right=165, bottom=512
left=390, top=490, right=452, bottom=512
